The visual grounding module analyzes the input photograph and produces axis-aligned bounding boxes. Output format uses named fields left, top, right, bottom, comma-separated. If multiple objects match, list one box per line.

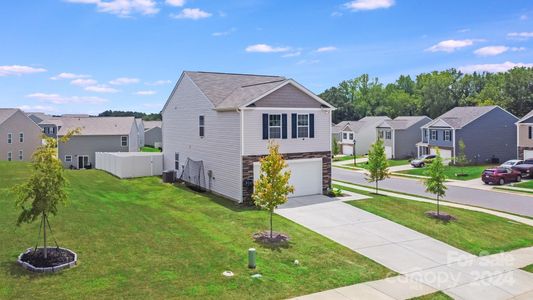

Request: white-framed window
left=423, top=129, right=428, bottom=139
left=348, top=133, right=354, bottom=140
left=343, top=132, right=347, bottom=139
left=378, top=130, right=384, bottom=139
left=297, top=114, right=309, bottom=138
left=7, top=152, right=12, bottom=161
left=65, top=155, right=72, bottom=162
left=443, top=130, right=451, bottom=141
left=19, top=132, right=24, bottom=143
left=430, top=130, right=437, bottom=140
left=7, top=133, right=12, bottom=144
left=385, top=130, right=392, bottom=140
left=175, top=153, right=179, bottom=170
left=121, top=136, right=128, bottom=147
left=18, top=150, right=23, bottom=160
left=199, top=115, right=205, bottom=137
left=268, top=114, right=282, bottom=139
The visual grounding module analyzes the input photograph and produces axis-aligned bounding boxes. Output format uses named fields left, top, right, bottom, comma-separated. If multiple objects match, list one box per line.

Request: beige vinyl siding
left=252, top=84, right=322, bottom=108
left=242, top=109, right=331, bottom=156
left=518, top=123, right=533, bottom=147
left=162, top=74, right=242, bottom=202
left=0, top=110, right=42, bottom=162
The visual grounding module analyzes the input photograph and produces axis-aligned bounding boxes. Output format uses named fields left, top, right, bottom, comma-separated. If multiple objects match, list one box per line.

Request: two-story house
left=38, top=116, right=140, bottom=168
left=0, top=108, right=42, bottom=162
left=144, top=121, right=162, bottom=148
left=376, top=116, right=432, bottom=159
left=417, top=106, right=517, bottom=163
left=332, top=116, right=390, bottom=156
left=516, top=110, right=533, bottom=160
left=162, top=71, right=334, bottom=203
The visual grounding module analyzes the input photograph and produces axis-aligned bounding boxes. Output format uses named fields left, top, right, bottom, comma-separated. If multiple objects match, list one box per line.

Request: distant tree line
left=320, top=67, right=533, bottom=124
left=98, top=110, right=162, bottom=121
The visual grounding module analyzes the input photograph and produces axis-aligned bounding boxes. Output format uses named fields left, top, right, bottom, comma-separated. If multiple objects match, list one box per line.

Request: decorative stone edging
left=17, top=247, right=78, bottom=273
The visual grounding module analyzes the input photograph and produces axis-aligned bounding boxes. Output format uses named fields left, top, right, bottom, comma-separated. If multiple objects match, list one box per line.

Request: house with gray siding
left=162, top=71, right=334, bottom=203
left=0, top=109, right=43, bottom=162
left=377, top=116, right=432, bottom=159
left=516, top=110, right=533, bottom=160
left=333, top=116, right=390, bottom=156
left=38, top=116, right=139, bottom=168
left=417, top=106, right=517, bottom=164
left=144, top=121, right=162, bottom=147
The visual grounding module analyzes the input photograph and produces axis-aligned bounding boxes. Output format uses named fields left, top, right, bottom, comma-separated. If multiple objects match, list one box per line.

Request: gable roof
left=0, top=108, right=19, bottom=125
left=517, top=110, right=533, bottom=123
left=164, top=71, right=334, bottom=112
left=144, top=121, right=162, bottom=130
left=333, top=116, right=390, bottom=134
left=423, top=106, right=502, bottom=129
left=378, top=116, right=431, bottom=130
left=39, top=116, right=135, bottom=136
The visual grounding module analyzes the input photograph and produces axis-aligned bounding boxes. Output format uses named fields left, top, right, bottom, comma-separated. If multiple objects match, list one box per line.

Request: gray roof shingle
left=517, top=110, right=533, bottom=123
left=424, top=106, right=498, bottom=129
left=0, top=108, right=19, bottom=125
left=39, top=116, right=135, bottom=136
left=378, top=116, right=430, bottom=130
left=144, top=121, right=162, bottom=130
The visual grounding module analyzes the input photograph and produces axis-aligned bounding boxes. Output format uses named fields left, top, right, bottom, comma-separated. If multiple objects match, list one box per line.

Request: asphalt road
left=333, top=167, right=533, bottom=218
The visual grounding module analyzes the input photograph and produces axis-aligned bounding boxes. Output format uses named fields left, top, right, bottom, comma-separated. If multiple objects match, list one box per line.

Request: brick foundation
left=242, top=151, right=331, bottom=204
left=518, top=146, right=533, bottom=160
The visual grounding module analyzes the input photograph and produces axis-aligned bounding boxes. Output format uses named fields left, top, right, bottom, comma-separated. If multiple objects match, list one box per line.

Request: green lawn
left=141, top=146, right=161, bottom=152
left=522, top=264, right=533, bottom=273
left=333, top=155, right=364, bottom=162
left=355, top=159, right=410, bottom=170
left=0, top=162, right=392, bottom=299
left=335, top=184, right=533, bottom=255
left=398, top=164, right=493, bottom=181
left=409, top=291, right=453, bottom=300
left=514, top=180, right=533, bottom=189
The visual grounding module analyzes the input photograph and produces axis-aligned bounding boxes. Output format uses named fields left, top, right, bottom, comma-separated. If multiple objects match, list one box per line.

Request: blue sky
left=0, top=0, right=532, bottom=114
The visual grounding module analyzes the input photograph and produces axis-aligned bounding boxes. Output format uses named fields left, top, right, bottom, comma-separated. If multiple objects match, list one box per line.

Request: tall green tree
left=13, top=129, right=79, bottom=259
left=366, top=139, right=390, bottom=194
left=455, top=139, right=469, bottom=166
left=423, top=148, right=447, bottom=216
left=252, top=142, right=295, bottom=238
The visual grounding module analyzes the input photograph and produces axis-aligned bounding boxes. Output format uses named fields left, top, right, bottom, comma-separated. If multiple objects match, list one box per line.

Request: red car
left=481, top=168, right=522, bottom=185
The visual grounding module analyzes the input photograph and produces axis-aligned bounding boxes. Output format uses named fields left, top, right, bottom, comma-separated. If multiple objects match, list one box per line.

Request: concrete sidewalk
left=277, top=195, right=533, bottom=299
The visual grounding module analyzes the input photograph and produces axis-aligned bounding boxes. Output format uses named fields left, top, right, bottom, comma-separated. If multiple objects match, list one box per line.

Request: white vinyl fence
left=95, top=152, right=163, bottom=179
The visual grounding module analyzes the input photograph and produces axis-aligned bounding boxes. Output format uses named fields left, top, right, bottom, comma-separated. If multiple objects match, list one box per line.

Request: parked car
left=481, top=167, right=522, bottom=185
left=410, top=154, right=436, bottom=168
left=511, top=159, right=533, bottom=179
left=500, top=159, right=524, bottom=168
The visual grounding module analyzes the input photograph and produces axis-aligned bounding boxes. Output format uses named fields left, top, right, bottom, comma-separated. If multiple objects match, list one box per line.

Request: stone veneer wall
left=242, top=151, right=331, bottom=204
left=518, top=146, right=533, bottom=160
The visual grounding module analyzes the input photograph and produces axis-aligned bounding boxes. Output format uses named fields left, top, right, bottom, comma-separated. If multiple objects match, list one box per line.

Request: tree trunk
left=270, top=210, right=273, bottom=239
left=375, top=181, right=378, bottom=195
left=437, top=195, right=440, bottom=216
left=43, top=213, right=47, bottom=259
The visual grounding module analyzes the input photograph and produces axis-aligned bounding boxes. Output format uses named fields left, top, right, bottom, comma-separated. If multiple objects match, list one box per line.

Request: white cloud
left=135, top=90, right=156, bottom=95
left=50, top=72, right=91, bottom=80
left=316, top=46, right=337, bottom=52
left=457, top=28, right=470, bottom=33
left=26, top=92, right=107, bottom=104
left=0, top=65, right=47, bottom=77
left=165, top=0, right=185, bottom=7
left=65, top=0, right=159, bottom=17
left=245, top=44, right=291, bottom=53
left=331, top=11, right=343, bottom=17
left=459, top=61, right=533, bottom=73
left=70, top=78, right=98, bottom=86
left=426, top=39, right=475, bottom=52
left=507, top=32, right=533, bottom=40
left=171, top=8, right=212, bottom=20
left=145, top=79, right=172, bottom=86
left=17, top=105, right=56, bottom=112
left=344, top=0, right=394, bottom=11
left=520, top=14, right=528, bottom=20
left=85, top=84, right=119, bottom=93
left=297, top=59, right=320, bottom=65
left=282, top=51, right=302, bottom=58
left=212, top=27, right=236, bottom=37
left=474, top=46, right=509, bottom=56
left=511, top=47, right=526, bottom=52
left=109, top=77, right=140, bottom=85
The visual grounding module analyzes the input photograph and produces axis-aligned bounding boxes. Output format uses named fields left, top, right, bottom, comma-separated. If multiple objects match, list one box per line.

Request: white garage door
left=385, top=146, right=393, bottom=159
left=430, top=148, right=452, bottom=164
left=254, top=158, right=322, bottom=197
left=342, top=145, right=353, bottom=155
left=524, top=150, right=533, bottom=160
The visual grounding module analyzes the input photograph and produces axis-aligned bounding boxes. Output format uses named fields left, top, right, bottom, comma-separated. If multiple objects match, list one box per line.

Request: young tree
left=332, top=136, right=340, bottom=156
left=366, top=139, right=390, bottom=194
left=455, top=139, right=468, bottom=166
left=13, top=129, right=79, bottom=259
left=423, top=148, right=447, bottom=216
left=252, top=142, right=295, bottom=239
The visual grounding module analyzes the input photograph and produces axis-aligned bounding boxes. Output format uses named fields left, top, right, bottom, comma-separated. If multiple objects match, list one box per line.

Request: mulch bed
left=425, top=211, right=457, bottom=222
left=253, top=231, right=290, bottom=247
left=20, top=248, right=75, bottom=268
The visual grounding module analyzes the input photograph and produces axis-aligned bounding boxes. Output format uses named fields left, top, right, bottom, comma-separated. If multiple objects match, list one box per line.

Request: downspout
left=392, top=129, right=395, bottom=159
left=238, top=107, right=244, bottom=203
left=452, top=128, right=456, bottom=164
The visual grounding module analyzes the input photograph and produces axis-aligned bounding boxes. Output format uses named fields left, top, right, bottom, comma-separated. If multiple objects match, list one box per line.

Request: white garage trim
left=342, top=144, right=353, bottom=155
left=524, top=150, right=533, bottom=160
left=253, top=158, right=322, bottom=198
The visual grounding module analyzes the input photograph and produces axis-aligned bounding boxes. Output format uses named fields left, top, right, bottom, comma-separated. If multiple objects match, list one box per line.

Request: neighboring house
left=417, top=106, right=517, bottom=164
left=144, top=121, right=162, bottom=147
left=516, top=110, right=533, bottom=160
left=0, top=109, right=42, bottom=162
left=162, top=71, right=334, bottom=203
left=376, top=116, right=432, bottom=159
left=135, top=118, right=145, bottom=147
left=38, top=116, right=139, bottom=168
left=26, top=112, right=51, bottom=124
left=333, top=116, right=391, bottom=156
